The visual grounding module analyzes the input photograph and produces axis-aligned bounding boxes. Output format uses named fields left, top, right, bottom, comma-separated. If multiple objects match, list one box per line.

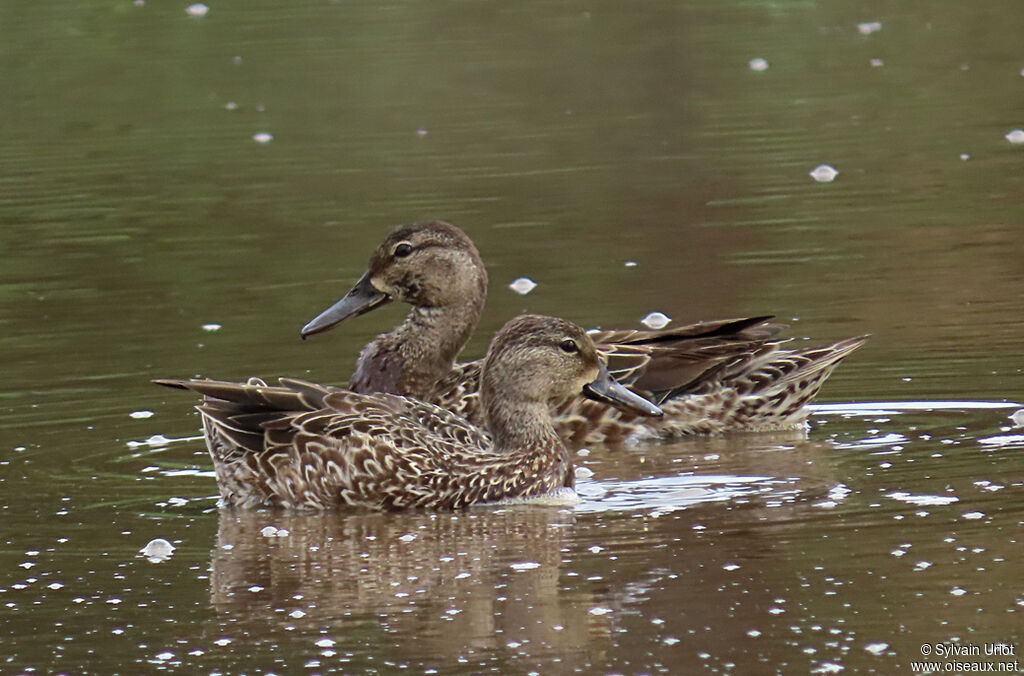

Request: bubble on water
left=289, top=610, right=306, bottom=618
left=213, top=638, right=232, bottom=646
left=201, top=323, right=221, bottom=332
left=747, top=629, right=762, bottom=637
left=398, top=533, right=417, bottom=542
left=810, top=662, right=844, bottom=674
left=950, top=586, right=967, bottom=596
left=130, top=410, right=154, bottom=419
left=890, top=549, right=906, bottom=557
left=575, top=466, right=594, bottom=480
left=748, top=58, right=769, bottom=72
left=248, top=585, right=264, bottom=593
left=870, top=59, right=884, bottom=67
left=315, top=638, right=336, bottom=648
left=253, top=132, right=273, bottom=144
left=641, top=312, right=671, bottom=329
left=809, top=165, right=839, bottom=183
left=1009, top=409, right=1024, bottom=427
left=959, top=153, right=970, bottom=161
left=510, top=561, right=541, bottom=572
left=261, top=526, right=279, bottom=537
left=139, top=538, right=175, bottom=563
left=857, top=21, right=882, bottom=35
left=624, top=261, right=638, bottom=267
left=913, top=561, right=932, bottom=571
left=588, top=607, right=612, bottom=616
left=155, top=652, right=174, bottom=661
left=864, top=642, right=889, bottom=655
left=186, top=3, right=209, bottom=17
left=509, top=278, right=537, bottom=295
left=224, top=102, right=238, bottom=111
left=416, top=128, right=428, bottom=137
left=1005, top=130, right=1024, bottom=144
left=961, top=511, right=985, bottom=520
left=723, top=563, right=741, bottom=571
left=663, top=637, right=680, bottom=645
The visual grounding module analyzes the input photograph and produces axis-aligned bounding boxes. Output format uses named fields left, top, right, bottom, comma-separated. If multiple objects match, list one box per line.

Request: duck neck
left=370, top=303, right=479, bottom=398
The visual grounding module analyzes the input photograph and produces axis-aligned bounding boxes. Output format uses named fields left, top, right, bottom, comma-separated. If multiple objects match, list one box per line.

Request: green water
left=2, top=1, right=1022, bottom=673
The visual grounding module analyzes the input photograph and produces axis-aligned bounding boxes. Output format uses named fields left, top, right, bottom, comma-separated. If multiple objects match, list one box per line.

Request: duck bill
left=300, top=270, right=391, bottom=339
left=582, top=364, right=663, bottom=417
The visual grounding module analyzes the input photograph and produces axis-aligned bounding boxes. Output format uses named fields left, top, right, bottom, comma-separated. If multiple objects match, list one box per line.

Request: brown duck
left=156, top=315, right=662, bottom=510
left=301, top=221, right=867, bottom=444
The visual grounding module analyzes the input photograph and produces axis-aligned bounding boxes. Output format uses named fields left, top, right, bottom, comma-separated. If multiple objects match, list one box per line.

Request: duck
left=155, top=314, right=662, bottom=510
left=300, top=221, right=867, bottom=443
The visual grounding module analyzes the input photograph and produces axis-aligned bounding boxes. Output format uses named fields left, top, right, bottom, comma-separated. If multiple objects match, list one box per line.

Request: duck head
left=481, top=315, right=663, bottom=426
left=301, top=221, right=487, bottom=339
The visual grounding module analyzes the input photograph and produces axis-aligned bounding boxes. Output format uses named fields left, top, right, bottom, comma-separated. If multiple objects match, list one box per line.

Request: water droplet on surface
left=185, top=3, right=208, bottom=17
left=253, top=132, right=273, bottom=144
left=1005, top=129, right=1024, bottom=144
left=509, top=277, right=537, bottom=295
left=857, top=21, right=882, bottom=35
left=809, top=165, right=839, bottom=183
left=130, top=410, right=154, bottom=419
left=641, top=312, right=671, bottom=329
left=748, top=58, right=769, bottom=72
left=139, top=538, right=175, bottom=563
left=575, top=466, right=594, bottom=480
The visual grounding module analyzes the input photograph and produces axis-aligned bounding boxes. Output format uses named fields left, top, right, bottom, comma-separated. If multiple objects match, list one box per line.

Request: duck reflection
left=209, top=506, right=606, bottom=659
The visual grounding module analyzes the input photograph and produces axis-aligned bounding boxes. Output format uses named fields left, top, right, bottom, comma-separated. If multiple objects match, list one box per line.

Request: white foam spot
left=509, top=277, right=537, bottom=295
left=809, top=165, right=839, bottom=183
left=857, top=21, right=882, bottom=35
left=575, top=466, right=594, bottom=480
left=398, top=533, right=417, bottom=542
left=870, top=59, right=884, bottom=67
left=315, top=638, right=336, bottom=648
left=864, top=642, right=888, bottom=655
left=950, top=586, right=967, bottom=596
left=224, top=102, right=238, bottom=111
left=510, top=561, right=541, bottom=572
left=201, top=323, right=221, bottom=332
left=252, top=132, right=274, bottom=144
left=641, top=312, right=671, bottom=329
left=961, top=511, right=985, bottom=520
left=887, top=491, right=958, bottom=506
left=1005, top=130, right=1024, bottom=144
left=185, top=3, right=208, bottom=17
left=748, top=58, right=769, bottom=72
left=139, top=538, right=175, bottom=563
left=588, top=607, right=612, bottom=616
left=130, top=410, right=154, bottom=419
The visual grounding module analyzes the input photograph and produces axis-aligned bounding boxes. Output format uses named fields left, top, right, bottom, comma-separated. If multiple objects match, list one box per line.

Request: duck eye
left=559, top=339, right=579, bottom=354
left=392, top=242, right=414, bottom=258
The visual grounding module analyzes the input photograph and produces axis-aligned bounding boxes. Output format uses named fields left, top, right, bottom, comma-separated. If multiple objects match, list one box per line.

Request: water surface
left=2, top=0, right=1023, bottom=673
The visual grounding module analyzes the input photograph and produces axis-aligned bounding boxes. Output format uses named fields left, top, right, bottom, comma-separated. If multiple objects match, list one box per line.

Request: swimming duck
left=155, top=314, right=662, bottom=510
left=300, top=221, right=867, bottom=443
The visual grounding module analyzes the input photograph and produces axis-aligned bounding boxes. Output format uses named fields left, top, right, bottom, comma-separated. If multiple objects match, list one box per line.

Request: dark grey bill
left=300, top=270, right=391, bottom=339
left=582, top=363, right=663, bottom=417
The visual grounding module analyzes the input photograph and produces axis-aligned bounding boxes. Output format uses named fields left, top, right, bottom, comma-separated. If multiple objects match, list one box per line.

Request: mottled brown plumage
left=302, top=221, right=867, bottom=443
left=155, top=315, right=662, bottom=511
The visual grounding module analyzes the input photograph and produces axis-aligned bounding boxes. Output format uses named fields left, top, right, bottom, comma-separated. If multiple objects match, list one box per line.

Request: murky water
left=2, top=0, right=1023, bottom=673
